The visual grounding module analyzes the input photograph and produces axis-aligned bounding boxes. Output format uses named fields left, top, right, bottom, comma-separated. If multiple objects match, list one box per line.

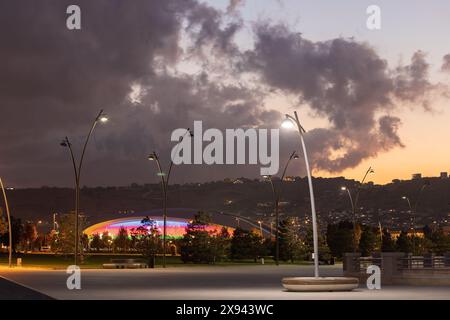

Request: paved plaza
left=1, top=265, right=450, bottom=300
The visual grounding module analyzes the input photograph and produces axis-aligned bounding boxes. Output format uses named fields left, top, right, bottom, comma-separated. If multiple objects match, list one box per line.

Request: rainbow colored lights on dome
left=83, top=216, right=230, bottom=239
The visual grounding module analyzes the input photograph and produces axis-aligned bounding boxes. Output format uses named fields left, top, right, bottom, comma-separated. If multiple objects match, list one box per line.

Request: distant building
left=412, top=173, right=422, bottom=180
left=440, top=172, right=448, bottom=179
left=390, top=230, right=425, bottom=240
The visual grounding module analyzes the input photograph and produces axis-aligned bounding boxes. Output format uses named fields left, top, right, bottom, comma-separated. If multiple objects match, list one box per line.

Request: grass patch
left=0, top=253, right=314, bottom=269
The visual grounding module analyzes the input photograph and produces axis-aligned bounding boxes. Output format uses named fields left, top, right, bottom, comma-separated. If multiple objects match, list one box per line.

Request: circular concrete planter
left=282, top=277, right=359, bottom=292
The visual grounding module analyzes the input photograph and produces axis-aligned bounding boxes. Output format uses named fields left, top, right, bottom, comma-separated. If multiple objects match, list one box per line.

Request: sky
left=0, top=0, right=449, bottom=187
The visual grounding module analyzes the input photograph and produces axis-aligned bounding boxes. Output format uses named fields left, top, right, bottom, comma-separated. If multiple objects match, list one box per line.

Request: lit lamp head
left=281, top=116, right=295, bottom=130
left=147, top=152, right=157, bottom=161
left=341, top=186, right=347, bottom=191
left=402, top=196, right=407, bottom=200
left=97, top=111, right=109, bottom=123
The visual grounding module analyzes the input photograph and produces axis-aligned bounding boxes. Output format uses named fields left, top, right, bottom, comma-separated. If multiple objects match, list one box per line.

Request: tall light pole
left=148, top=129, right=192, bottom=268
left=61, top=109, right=108, bottom=266
left=353, top=167, right=374, bottom=211
left=341, top=186, right=357, bottom=252
left=401, top=196, right=414, bottom=254
left=0, top=178, right=13, bottom=267
left=281, top=111, right=319, bottom=278
left=263, top=150, right=298, bottom=266
left=341, top=167, right=374, bottom=253
left=257, top=220, right=264, bottom=238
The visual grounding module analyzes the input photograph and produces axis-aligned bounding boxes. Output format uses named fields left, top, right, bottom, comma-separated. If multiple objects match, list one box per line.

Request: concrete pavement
left=1, top=265, right=449, bottom=300
left=0, top=276, right=53, bottom=300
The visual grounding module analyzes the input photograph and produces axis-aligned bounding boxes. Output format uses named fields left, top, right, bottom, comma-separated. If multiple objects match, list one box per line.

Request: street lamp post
left=61, top=109, right=108, bottom=266
left=353, top=167, right=374, bottom=212
left=281, top=111, right=319, bottom=278
left=263, top=151, right=298, bottom=266
left=341, top=167, right=374, bottom=253
left=0, top=178, right=13, bottom=267
left=148, top=129, right=192, bottom=268
left=401, top=196, right=415, bottom=254
left=401, top=183, right=429, bottom=255
left=280, top=111, right=359, bottom=291
left=341, top=186, right=356, bottom=252
left=257, top=221, right=263, bottom=238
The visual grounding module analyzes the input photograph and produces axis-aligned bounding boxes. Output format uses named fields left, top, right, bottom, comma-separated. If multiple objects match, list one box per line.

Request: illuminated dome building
left=83, top=216, right=231, bottom=239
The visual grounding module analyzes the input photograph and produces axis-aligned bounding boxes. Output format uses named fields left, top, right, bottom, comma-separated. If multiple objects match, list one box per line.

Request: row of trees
left=326, top=221, right=450, bottom=257
left=178, top=213, right=332, bottom=264
left=0, top=211, right=47, bottom=252
left=3, top=211, right=450, bottom=264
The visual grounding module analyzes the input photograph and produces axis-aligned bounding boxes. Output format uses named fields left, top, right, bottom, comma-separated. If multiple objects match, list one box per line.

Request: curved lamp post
left=353, top=167, right=374, bottom=211
left=61, top=109, right=108, bottom=266
left=148, top=128, right=192, bottom=268
left=401, top=196, right=415, bottom=253
left=0, top=178, right=13, bottom=267
left=263, top=150, right=298, bottom=265
left=341, top=167, right=374, bottom=253
left=281, top=111, right=319, bottom=278
left=340, top=186, right=356, bottom=252
left=280, top=111, right=359, bottom=292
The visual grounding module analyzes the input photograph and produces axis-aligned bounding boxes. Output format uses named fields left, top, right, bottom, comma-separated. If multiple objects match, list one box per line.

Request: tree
left=396, top=230, right=412, bottom=253
left=131, top=217, right=161, bottom=267
left=180, top=211, right=216, bottom=264
left=22, top=222, right=38, bottom=251
left=305, top=228, right=332, bottom=263
left=0, top=208, right=7, bottom=236
left=381, top=229, right=396, bottom=252
left=51, top=213, right=86, bottom=256
left=101, top=231, right=112, bottom=251
left=429, top=228, right=450, bottom=255
left=278, top=217, right=306, bottom=262
left=359, top=226, right=377, bottom=256
left=326, top=221, right=353, bottom=258
left=211, top=226, right=231, bottom=262
left=90, top=233, right=102, bottom=252
left=6, top=217, right=23, bottom=253
left=230, top=227, right=265, bottom=262
left=113, top=227, right=130, bottom=252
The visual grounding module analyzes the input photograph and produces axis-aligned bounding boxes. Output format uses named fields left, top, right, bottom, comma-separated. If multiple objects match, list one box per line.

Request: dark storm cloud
left=243, top=23, right=436, bottom=172
left=442, top=54, right=450, bottom=72
left=185, top=1, right=243, bottom=57
left=0, top=0, right=276, bottom=187
left=393, top=51, right=435, bottom=110
left=0, top=2, right=443, bottom=187
left=227, top=0, right=245, bottom=14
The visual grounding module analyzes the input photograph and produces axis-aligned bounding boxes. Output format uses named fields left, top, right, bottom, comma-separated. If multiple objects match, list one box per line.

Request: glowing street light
left=280, top=112, right=360, bottom=292
left=148, top=128, right=192, bottom=268
left=61, top=109, right=108, bottom=266
left=281, top=111, right=319, bottom=278
left=263, top=150, right=298, bottom=266
left=257, top=220, right=264, bottom=238
left=340, top=186, right=356, bottom=252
